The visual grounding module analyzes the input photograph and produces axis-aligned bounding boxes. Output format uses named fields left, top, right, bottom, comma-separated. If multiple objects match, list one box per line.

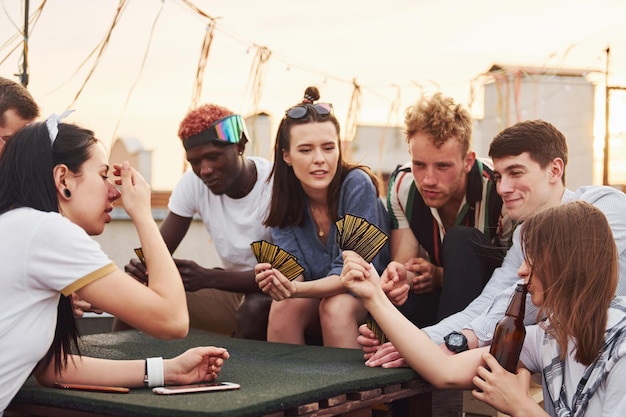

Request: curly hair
left=404, top=92, right=472, bottom=154
left=177, top=104, right=234, bottom=140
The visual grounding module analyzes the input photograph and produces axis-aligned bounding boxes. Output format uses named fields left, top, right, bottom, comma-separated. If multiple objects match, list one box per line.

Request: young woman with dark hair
left=254, top=87, right=390, bottom=348
left=0, top=118, right=229, bottom=414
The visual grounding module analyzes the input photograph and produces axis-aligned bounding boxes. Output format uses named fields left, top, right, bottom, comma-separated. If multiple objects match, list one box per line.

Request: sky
left=2, top=0, right=626, bottom=190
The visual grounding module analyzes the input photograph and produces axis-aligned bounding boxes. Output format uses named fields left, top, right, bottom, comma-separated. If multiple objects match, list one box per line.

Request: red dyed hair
left=177, top=104, right=234, bottom=140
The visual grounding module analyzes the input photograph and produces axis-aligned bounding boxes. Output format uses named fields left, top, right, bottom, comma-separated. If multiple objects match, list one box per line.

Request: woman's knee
left=319, top=294, right=365, bottom=325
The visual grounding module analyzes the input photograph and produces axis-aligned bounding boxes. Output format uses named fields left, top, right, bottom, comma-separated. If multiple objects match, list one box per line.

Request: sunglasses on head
left=184, top=114, right=249, bottom=151
left=286, top=103, right=333, bottom=119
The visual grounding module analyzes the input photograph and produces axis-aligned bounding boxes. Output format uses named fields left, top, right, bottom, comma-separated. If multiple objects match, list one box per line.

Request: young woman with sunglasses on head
left=254, top=86, right=390, bottom=348
left=0, top=117, right=229, bottom=414
left=341, top=200, right=626, bottom=416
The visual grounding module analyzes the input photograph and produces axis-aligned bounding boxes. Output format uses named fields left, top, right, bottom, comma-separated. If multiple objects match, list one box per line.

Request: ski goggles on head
left=285, top=103, right=333, bottom=119
left=183, top=114, right=249, bottom=151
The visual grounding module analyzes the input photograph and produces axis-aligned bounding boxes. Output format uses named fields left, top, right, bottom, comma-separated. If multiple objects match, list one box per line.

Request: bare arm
left=176, top=260, right=261, bottom=293
left=292, top=274, right=345, bottom=298
left=359, top=285, right=485, bottom=388
left=122, top=211, right=192, bottom=288
left=79, top=162, right=188, bottom=339
left=35, top=347, right=229, bottom=388
left=255, top=264, right=345, bottom=301
left=159, top=212, right=260, bottom=293
left=390, top=228, right=420, bottom=264
left=159, top=212, right=192, bottom=254
left=77, top=268, right=186, bottom=339
left=341, top=251, right=486, bottom=389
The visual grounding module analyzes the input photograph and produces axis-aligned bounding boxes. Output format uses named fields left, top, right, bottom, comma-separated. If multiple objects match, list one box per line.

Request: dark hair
left=265, top=86, right=380, bottom=227
left=488, top=120, right=568, bottom=184
left=0, top=121, right=99, bottom=374
left=0, top=76, right=40, bottom=123
left=0, top=122, right=97, bottom=213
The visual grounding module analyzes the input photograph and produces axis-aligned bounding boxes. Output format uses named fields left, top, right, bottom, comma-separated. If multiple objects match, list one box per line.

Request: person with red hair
left=120, top=103, right=273, bottom=339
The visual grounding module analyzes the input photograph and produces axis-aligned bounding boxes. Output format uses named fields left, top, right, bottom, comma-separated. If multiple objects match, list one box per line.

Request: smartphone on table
left=152, top=381, right=240, bottom=395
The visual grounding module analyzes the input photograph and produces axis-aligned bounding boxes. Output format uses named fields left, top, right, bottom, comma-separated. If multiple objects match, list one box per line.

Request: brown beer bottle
left=489, top=283, right=528, bottom=373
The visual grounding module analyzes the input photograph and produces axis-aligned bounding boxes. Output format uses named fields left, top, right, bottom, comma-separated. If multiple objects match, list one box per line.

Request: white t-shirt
left=520, top=313, right=626, bottom=416
left=168, top=156, right=273, bottom=271
left=0, top=208, right=115, bottom=414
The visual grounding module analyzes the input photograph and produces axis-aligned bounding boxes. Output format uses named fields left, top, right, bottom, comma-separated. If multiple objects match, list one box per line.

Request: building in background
left=103, top=136, right=219, bottom=272
left=109, top=137, right=153, bottom=185
left=349, top=64, right=597, bottom=192
left=88, top=66, right=602, bottom=334
left=245, top=112, right=273, bottom=160
left=102, top=64, right=600, bottom=264
left=348, top=124, right=405, bottom=191
left=473, top=64, right=596, bottom=189
left=109, top=66, right=599, bottom=196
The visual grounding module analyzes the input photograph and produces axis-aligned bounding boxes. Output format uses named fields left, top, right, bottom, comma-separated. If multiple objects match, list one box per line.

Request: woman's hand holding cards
left=339, top=250, right=382, bottom=301
left=255, top=265, right=297, bottom=301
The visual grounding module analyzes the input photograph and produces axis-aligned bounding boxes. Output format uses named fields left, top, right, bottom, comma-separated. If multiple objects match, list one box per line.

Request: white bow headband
left=46, top=110, right=75, bottom=143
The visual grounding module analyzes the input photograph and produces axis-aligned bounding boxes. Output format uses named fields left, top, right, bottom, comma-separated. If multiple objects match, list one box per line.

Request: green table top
left=13, top=330, right=427, bottom=417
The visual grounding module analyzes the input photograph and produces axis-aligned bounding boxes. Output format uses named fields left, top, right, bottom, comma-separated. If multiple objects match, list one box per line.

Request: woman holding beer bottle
left=340, top=201, right=626, bottom=416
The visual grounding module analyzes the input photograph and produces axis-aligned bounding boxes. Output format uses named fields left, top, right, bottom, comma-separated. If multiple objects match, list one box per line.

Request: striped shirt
left=386, top=158, right=512, bottom=267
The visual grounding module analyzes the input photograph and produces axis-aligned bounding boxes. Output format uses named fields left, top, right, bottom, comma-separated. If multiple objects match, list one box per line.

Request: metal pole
left=603, top=47, right=610, bottom=185
left=21, top=0, right=30, bottom=87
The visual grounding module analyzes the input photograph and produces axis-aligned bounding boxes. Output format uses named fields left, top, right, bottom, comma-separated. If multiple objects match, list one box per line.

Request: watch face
left=448, top=333, right=464, bottom=346
left=445, top=331, right=468, bottom=353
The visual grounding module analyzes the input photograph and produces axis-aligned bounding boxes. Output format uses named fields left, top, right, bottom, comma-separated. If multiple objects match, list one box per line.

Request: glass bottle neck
left=505, top=283, right=528, bottom=318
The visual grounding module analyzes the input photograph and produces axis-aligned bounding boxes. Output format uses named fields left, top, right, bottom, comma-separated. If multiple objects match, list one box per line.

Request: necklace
left=310, top=205, right=327, bottom=237
left=315, top=220, right=325, bottom=237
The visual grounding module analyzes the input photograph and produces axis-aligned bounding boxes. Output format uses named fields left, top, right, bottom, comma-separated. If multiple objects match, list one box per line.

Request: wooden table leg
left=391, top=391, right=432, bottom=417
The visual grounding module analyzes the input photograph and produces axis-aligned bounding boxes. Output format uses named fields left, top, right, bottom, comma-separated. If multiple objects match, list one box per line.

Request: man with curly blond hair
left=119, top=103, right=273, bottom=340
left=356, top=93, right=512, bottom=415
left=381, top=92, right=512, bottom=331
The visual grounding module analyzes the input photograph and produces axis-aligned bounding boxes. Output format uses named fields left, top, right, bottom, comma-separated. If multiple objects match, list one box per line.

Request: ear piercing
left=63, top=188, right=72, bottom=198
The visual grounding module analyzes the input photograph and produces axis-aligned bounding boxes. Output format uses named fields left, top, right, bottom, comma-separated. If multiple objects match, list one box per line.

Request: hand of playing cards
left=335, top=213, right=389, bottom=263
left=134, top=247, right=146, bottom=267
left=366, top=315, right=387, bottom=344
left=336, top=214, right=389, bottom=344
left=250, top=240, right=305, bottom=281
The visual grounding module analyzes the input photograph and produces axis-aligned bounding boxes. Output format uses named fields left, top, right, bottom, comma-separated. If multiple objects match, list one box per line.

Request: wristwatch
left=444, top=331, right=468, bottom=353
